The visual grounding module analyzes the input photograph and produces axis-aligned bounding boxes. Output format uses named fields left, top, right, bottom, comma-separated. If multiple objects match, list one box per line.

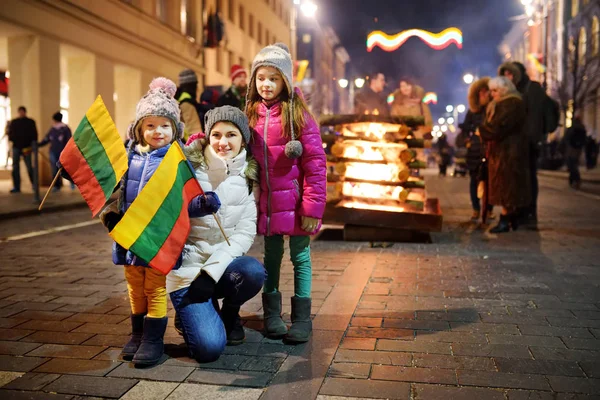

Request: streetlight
left=438, top=117, right=445, bottom=124
left=433, top=125, right=440, bottom=132
left=447, top=117, right=454, bottom=124
left=446, top=105, right=453, bottom=113
left=338, top=78, right=348, bottom=88
left=300, top=1, right=318, bottom=18
left=457, top=104, right=466, bottom=113
left=463, top=73, right=474, bottom=84
left=354, top=78, right=365, bottom=88
left=441, top=125, right=448, bottom=132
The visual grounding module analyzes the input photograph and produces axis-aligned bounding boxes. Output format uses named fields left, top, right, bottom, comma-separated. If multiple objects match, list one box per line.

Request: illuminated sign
left=367, top=28, right=463, bottom=52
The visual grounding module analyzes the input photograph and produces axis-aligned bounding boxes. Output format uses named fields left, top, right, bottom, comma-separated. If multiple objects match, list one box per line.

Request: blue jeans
left=169, top=256, right=266, bottom=362
left=11, top=147, right=34, bottom=191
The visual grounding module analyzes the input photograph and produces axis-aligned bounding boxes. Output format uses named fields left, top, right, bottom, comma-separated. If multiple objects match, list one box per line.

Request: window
left=265, top=29, right=270, bottom=46
left=578, top=27, right=587, bottom=66
left=239, top=5, right=245, bottom=30
left=249, top=14, right=254, bottom=38
left=180, top=0, right=196, bottom=38
left=229, top=51, right=235, bottom=73
left=156, top=0, right=167, bottom=23
left=593, top=16, right=599, bottom=56
left=258, top=22, right=263, bottom=45
left=284, top=8, right=290, bottom=27
left=217, top=47, right=224, bottom=74
left=228, top=0, right=235, bottom=22
left=572, top=0, right=579, bottom=17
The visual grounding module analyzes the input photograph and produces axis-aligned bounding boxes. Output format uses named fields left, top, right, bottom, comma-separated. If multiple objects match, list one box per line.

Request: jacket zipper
left=131, top=152, right=150, bottom=266
left=263, top=109, right=272, bottom=236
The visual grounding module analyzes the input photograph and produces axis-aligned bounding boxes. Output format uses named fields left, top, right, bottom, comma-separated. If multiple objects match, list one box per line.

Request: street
left=0, top=171, right=599, bottom=400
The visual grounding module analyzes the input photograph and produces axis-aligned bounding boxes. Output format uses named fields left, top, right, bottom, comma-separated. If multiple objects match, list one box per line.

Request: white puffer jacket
left=166, top=142, right=258, bottom=294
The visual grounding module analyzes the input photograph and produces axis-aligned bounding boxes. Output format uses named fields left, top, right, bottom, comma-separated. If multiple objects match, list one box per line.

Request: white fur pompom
left=149, top=77, right=177, bottom=98
left=285, top=140, right=303, bottom=159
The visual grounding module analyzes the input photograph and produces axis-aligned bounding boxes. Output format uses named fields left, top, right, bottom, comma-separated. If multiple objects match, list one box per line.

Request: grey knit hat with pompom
left=249, top=42, right=302, bottom=159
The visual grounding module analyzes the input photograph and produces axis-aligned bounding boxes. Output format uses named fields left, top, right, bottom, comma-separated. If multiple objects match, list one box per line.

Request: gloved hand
left=188, top=191, right=221, bottom=218
left=183, top=272, right=216, bottom=305
left=301, top=216, right=320, bottom=233
left=103, top=212, right=122, bottom=232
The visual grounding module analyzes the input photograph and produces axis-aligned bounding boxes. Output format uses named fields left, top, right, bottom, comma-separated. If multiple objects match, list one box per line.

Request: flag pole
left=212, top=213, right=231, bottom=246
left=38, top=167, right=63, bottom=211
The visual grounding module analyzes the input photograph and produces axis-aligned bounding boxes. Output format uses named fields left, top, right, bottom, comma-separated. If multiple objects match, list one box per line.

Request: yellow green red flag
left=109, top=142, right=203, bottom=274
left=59, top=95, right=127, bottom=216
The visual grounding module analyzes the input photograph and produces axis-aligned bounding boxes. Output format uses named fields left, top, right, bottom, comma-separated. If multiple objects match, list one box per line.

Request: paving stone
left=413, top=383, right=505, bottom=400
left=376, top=339, right=452, bottom=355
left=563, top=338, right=600, bottom=350
left=579, top=361, right=600, bottom=378
left=0, top=328, right=34, bottom=341
left=371, top=365, right=456, bottom=384
left=72, top=322, right=130, bottom=335
left=327, top=362, right=370, bottom=379
left=238, top=356, right=285, bottom=373
left=82, top=334, right=129, bottom=347
left=0, top=318, right=29, bottom=329
left=43, top=374, right=138, bottom=398
left=504, top=389, right=555, bottom=399
left=415, top=311, right=480, bottom=322
left=222, top=343, right=290, bottom=358
left=3, top=302, right=64, bottom=312
left=15, top=320, right=84, bottom=332
left=33, top=358, right=120, bottom=376
left=382, top=318, right=450, bottom=331
left=50, top=296, right=108, bottom=306
left=530, top=347, right=600, bottom=362
left=0, top=371, right=24, bottom=387
left=547, top=376, right=600, bottom=394
left=518, top=325, right=595, bottom=338
left=108, top=363, right=194, bottom=382
left=2, top=372, right=61, bottom=390
left=20, top=331, right=94, bottom=345
left=26, top=344, right=105, bottom=359
left=11, top=310, right=74, bottom=321
left=415, top=331, right=487, bottom=343
left=450, top=322, right=520, bottom=334
left=186, top=369, right=272, bottom=388
left=92, top=347, right=123, bottom=362
left=351, top=317, right=382, bottom=327
left=186, top=354, right=246, bottom=370
left=480, top=314, right=550, bottom=325
left=457, top=370, right=550, bottom=390
left=495, top=358, right=584, bottom=376
left=166, top=382, right=263, bottom=400
left=0, top=389, right=74, bottom=399
left=451, top=343, right=532, bottom=359
left=317, top=396, right=380, bottom=400
left=339, top=338, right=376, bottom=350
left=334, top=349, right=411, bottom=365
left=547, top=318, right=600, bottom=328
left=413, top=353, right=495, bottom=371
left=119, top=380, right=179, bottom=400
left=572, top=310, right=600, bottom=320
left=346, top=327, right=413, bottom=339
left=319, top=377, right=409, bottom=399
left=0, top=355, right=50, bottom=372
left=487, top=334, right=566, bottom=347
left=0, top=340, right=42, bottom=355
left=62, top=313, right=128, bottom=325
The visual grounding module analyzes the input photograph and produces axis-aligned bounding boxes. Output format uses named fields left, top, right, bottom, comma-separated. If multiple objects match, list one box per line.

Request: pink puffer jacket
left=250, top=102, right=326, bottom=236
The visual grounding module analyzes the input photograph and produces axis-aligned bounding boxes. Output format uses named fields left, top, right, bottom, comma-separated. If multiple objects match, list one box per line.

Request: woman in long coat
left=478, top=76, right=530, bottom=233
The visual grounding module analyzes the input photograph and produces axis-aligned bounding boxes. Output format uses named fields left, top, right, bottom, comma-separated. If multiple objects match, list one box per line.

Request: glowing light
left=527, top=19, right=534, bottom=26
left=340, top=200, right=405, bottom=213
left=433, top=125, right=440, bottom=132
left=446, top=105, right=453, bottom=112
left=5, top=71, right=9, bottom=79
left=354, top=78, right=365, bottom=88
left=441, top=125, right=448, bottom=132
left=463, top=73, right=474, bottom=84
left=300, top=1, right=317, bottom=17
left=294, top=60, right=310, bottom=82
left=387, top=94, right=395, bottom=104
left=422, top=92, right=438, bottom=104
left=527, top=53, right=546, bottom=73
left=457, top=104, right=466, bottom=113
left=447, top=117, right=454, bottom=124
left=366, top=27, right=463, bottom=52
left=338, top=78, right=349, bottom=88
left=438, top=117, right=445, bottom=124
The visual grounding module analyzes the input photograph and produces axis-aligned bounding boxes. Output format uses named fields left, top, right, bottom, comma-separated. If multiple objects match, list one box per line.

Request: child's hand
left=301, top=216, right=320, bottom=233
left=189, top=192, right=221, bottom=218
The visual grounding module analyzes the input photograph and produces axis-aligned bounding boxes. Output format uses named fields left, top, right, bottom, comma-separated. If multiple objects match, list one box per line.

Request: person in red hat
left=217, top=64, right=248, bottom=110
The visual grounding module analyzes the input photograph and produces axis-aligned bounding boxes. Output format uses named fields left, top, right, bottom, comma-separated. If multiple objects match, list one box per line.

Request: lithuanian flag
left=109, top=142, right=203, bottom=274
left=59, top=96, right=127, bottom=216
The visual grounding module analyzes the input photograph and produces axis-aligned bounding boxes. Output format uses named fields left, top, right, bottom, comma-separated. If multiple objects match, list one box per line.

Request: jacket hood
left=392, top=84, right=426, bottom=101
left=498, top=62, right=522, bottom=86
left=468, top=77, right=491, bottom=113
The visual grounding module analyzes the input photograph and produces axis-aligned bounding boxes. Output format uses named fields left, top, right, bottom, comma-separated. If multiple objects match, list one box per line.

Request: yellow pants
left=124, top=265, right=167, bottom=318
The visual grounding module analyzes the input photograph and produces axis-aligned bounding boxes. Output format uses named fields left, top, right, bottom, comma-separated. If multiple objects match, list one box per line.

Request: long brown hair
left=246, top=73, right=315, bottom=139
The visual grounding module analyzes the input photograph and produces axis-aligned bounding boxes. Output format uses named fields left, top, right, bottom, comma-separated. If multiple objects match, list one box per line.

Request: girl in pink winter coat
left=246, top=43, right=327, bottom=343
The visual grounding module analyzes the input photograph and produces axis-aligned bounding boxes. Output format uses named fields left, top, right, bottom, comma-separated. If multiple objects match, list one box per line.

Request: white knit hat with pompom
left=128, top=77, right=185, bottom=143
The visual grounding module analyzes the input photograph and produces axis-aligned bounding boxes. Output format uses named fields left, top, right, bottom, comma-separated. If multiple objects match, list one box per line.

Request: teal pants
left=263, top=235, right=312, bottom=298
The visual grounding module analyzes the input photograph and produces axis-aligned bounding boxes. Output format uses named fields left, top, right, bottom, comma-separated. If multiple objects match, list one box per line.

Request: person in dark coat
left=436, top=134, right=452, bottom=176
left=198, top=89, right=218, bottom=132
left=38, top=112, right=73, bottom=191
left=564, top=114, right=587, bottom=189
left=498, top=61, right=545, bottom=228
left=353, top=72, right=389, bottom=116
left=217, top=65, right=248, bottom=110
left=479, top=76, right=530, bottom=233
left=585, top=134, right=598, bottom=170
left=461, top=76, right=496, bottom=222
left=7, top=106, right=38, bottom=193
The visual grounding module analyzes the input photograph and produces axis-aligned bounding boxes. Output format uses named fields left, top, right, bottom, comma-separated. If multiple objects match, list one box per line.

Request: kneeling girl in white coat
left=167, top=105, right=265, bottom=362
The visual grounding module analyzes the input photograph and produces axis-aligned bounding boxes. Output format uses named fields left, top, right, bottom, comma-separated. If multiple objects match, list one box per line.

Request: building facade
left=0, top=0, right=292, bottom=183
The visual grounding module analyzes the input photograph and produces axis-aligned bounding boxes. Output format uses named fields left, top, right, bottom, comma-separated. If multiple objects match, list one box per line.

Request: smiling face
left=209, top=121, right=244, bottom=160
left=141, top=116, right=173, bottom=149
left=255, top=66, right=285, bottom=101
left=399, top=80, right=412, bottom=96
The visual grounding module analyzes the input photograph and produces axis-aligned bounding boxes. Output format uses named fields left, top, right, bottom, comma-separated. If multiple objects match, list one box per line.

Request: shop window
left=593, top=16, right=599, bottom=57
left=228, top=0, right=235, bottom=22
left=578, top=27, right=587, bottom=66
left=239, top=5, right=245, bottom=30
left=572, top=0, right=579, bottom=18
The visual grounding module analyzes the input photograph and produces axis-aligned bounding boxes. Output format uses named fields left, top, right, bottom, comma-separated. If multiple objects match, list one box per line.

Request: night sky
left=318, top=0, right=524, bottom=118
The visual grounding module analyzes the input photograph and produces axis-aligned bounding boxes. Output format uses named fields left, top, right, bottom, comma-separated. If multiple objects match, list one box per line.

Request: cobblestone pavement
left=0, top=172, right=599, bottom=399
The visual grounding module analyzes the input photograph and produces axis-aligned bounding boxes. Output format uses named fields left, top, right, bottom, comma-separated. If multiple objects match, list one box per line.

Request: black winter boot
left=490, top=214, right=511, bottom=233
left=262, top=292, right=288, bottom=338
left=221, top=304, right=245, bottom=346
left=174, top=312, right=183, bottom=336
left=132, top=316, right=168, bottom=366
left=285, top=296, right=312, bottom=343
left=509, top=213, right=520, bottom=231
left=121, top=314, right=145, bottom=360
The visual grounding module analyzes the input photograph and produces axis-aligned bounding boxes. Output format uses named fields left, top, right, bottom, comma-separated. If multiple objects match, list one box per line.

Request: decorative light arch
left=366, top=28, right=463, bottom=52
left=422, top=92, right=438, bottom=104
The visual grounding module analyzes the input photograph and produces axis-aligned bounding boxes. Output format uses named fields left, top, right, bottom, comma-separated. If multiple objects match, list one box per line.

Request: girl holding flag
left=99, top=77, right=220, bottom=366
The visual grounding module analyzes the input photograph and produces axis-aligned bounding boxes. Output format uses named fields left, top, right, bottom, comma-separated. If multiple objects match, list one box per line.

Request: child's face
left=141, top=116, right=173, bottom=149
left=209, top=121, right=244, bottom=160
left=255, top=66, right=284, bottom=101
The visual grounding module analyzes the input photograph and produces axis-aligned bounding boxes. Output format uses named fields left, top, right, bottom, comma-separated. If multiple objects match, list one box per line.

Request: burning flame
left=345, top=163, right=404, bottom=182
left=342, top=182, right=406, bottom=201
left=339, top=200, right=405, bottom=213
